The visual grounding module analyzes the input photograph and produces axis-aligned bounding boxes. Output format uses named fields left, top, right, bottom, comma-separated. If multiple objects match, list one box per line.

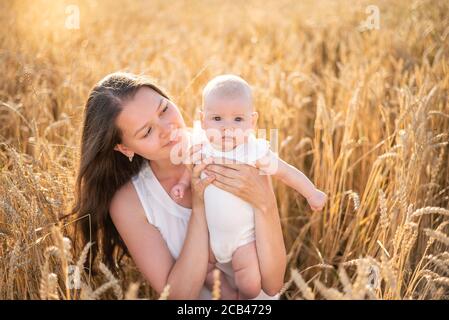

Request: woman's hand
left=203, top=159, right=276, bottom=213
left=191, top=160, right=215, bottom=203
left=182, top=143, right=215, bottom=204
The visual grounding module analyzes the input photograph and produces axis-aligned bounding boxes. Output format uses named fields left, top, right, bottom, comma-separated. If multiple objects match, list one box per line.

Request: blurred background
left=0, top=0, right=448, bottom=299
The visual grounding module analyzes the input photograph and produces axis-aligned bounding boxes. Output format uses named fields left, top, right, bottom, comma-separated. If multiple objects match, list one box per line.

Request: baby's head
left=201, top=74, right=258, bottom=151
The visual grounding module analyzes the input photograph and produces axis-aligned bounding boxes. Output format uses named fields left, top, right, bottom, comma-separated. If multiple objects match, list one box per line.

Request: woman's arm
left=253, top=177, right=287, bottom=296
left=110, top=159, right=215, bottom=299
left=204, top=162, right=287, bottom=296
left=166, top=191, right=210, bottom=299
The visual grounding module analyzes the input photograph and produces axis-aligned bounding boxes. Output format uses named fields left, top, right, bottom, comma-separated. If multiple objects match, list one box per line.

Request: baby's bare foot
left=170, top=183, right=187, bottom=201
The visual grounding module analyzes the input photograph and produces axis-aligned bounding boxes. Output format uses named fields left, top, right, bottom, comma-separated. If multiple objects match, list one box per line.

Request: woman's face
left=114, top=87, right=185, bottom=161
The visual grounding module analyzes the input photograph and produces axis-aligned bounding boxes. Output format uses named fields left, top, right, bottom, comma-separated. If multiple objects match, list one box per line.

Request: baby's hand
left=170, top=183, right=189, bottom=202
left=307, top=189, right=327, bottom=211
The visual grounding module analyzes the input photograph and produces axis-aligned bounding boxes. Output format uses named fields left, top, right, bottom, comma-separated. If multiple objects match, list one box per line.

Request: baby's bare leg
left=232, top=241, right=261, bottom=299
left=205, top=245, right=238, bottom=299
left=206, top=244, right=217, bottom=280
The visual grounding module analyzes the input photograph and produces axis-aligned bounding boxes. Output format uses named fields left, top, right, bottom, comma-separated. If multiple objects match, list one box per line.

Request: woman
left=72, top=72, right=286, bottom=299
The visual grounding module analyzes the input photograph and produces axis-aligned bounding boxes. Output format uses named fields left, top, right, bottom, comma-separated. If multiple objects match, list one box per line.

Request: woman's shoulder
left=110, top=181, right=144, bottom=220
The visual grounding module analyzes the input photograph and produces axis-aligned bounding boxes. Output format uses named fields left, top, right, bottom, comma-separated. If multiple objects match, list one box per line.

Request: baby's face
left=202, top=96, right=256, bottom=151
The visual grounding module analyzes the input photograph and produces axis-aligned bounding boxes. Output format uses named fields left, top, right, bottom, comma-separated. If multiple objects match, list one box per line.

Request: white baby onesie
left=191, top=122, right=271, bottom=263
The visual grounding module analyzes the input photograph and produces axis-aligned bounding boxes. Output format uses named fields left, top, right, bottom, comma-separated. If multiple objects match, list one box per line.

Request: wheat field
left=1, top=0, right=448, bottom=300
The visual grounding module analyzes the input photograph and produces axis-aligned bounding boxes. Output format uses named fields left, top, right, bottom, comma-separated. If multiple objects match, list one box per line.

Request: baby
left=170, top=74, right=327, bottom=299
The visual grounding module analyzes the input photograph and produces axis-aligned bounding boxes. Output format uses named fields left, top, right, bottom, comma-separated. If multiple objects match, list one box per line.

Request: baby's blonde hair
left=202, top=74, right=253, bottom=108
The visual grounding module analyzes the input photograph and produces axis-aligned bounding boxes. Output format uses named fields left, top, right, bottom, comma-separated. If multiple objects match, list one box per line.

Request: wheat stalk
left=158, top=284, right=170, bottom=300
left=1, top=0, right=448, bottom=301
left=212, top=268, right=221, bottom=300
left=125, top=282, right=140, bottom=300
left=313, top=280, right=346, bottom=300
left=424, top=228, right=449, bottom=246
left=379, top=190, right=389, bottom=233
left=411, top=207, right=449, bottom=219
left=290, top=268, right=315, bottom=300
left=98, top=262, right=123, bottom=300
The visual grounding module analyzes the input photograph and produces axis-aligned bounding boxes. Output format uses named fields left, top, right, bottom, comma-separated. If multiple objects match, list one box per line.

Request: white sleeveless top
left=131, top=161, right=280, bottom=300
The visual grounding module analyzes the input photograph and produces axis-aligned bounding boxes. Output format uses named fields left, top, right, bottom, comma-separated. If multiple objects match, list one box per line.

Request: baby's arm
left=169, top=168, right=191, bottom=201
left=256, top=151, right=327, bottom=211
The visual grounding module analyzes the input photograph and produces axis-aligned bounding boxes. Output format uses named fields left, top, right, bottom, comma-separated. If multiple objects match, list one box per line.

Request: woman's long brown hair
left=70, top=72, right=169, bottom=271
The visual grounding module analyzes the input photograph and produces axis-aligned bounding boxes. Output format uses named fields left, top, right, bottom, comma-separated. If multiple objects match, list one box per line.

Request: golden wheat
left=1, top=0, right=448, bottom=300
